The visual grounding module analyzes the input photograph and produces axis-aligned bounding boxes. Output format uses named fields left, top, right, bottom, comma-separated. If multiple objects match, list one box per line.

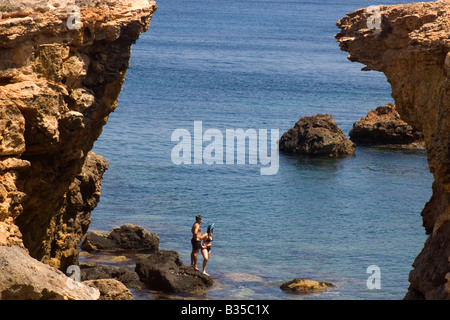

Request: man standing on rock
left=190, top=214, right=203, bottom=271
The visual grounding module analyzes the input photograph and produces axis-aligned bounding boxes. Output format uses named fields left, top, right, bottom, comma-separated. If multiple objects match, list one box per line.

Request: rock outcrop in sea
left=349, top=104, right=424, bottom=147
left=279, top=114, right=355, bottom=157
left=336, top=1, right=450, bottom=299
left=0, top=0, right=157, bottom=299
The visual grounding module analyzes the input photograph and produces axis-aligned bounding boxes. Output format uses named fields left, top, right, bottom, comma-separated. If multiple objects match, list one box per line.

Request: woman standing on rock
left=201, top=224, right=214, bottom=276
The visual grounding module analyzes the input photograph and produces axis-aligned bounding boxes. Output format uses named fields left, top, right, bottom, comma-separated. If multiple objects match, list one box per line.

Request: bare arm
left=192, top=223, right=201, bottom=240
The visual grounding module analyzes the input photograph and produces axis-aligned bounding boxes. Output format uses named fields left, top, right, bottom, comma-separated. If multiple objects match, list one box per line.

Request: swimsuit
left=191, top=237, right=202, bottom=250
left=204, top=235, right=213, bottom=252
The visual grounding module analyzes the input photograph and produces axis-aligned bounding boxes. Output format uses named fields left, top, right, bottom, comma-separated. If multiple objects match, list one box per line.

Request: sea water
left=90, top=0, right=434, bottom=300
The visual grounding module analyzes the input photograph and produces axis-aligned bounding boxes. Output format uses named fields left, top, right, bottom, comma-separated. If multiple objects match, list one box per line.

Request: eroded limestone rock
left=336, top=1, right=450, bottom=299
left=0, top=0, right=157, bottom=269
left=0, top=0, right=157, bottom=299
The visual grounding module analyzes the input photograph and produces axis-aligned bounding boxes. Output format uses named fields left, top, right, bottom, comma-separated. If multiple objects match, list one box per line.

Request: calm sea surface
left=89, top=0, right=433, bottom=299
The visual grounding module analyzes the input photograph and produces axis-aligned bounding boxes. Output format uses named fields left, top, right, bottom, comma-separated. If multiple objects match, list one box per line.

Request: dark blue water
left=90, top=0, right=433, bottom=299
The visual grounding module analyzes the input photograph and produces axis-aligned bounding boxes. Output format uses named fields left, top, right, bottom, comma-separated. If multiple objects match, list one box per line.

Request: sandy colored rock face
left=336, top=1, right=450, bottom=299
left=0, top=0, right=157, bottom=299
left=0, top=0, right=157, bottom=269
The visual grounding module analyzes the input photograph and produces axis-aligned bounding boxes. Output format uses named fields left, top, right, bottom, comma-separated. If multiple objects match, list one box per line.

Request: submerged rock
left=280, top=278, right=334, bottom=294
left=349, top=104, right=424, bottom=146
left=135, top=250, right=214, bottom=293
left=81, top=224, right=159, bottom=253
left=279, top=114, right=355, bottom=157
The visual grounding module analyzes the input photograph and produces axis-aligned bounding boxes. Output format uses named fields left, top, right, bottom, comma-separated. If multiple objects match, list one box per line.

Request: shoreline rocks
left=279, top=114, right=356, bottom=157
left=79, top=224, right=214, bottom=297
left=135, top=250, right=214, bottom=294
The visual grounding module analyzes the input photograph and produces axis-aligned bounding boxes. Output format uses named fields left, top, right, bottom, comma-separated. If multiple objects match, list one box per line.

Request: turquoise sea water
left=90, top=0, right=433, bottom=299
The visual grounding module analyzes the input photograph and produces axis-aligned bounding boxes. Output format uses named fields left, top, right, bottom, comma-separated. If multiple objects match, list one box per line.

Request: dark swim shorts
left=191, top=238, right=202, bottom=250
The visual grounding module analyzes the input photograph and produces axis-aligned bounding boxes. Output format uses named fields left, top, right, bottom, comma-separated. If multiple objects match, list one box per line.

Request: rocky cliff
left=336, top=1, right=450, bottom=299
left=0, top=0, right=157, bottom=298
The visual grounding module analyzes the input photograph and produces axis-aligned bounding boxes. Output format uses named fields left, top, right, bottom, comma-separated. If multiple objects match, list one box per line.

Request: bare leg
left=191, top=250, right=199, bottom=270
left=201, top=249, right=210, bottom=274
